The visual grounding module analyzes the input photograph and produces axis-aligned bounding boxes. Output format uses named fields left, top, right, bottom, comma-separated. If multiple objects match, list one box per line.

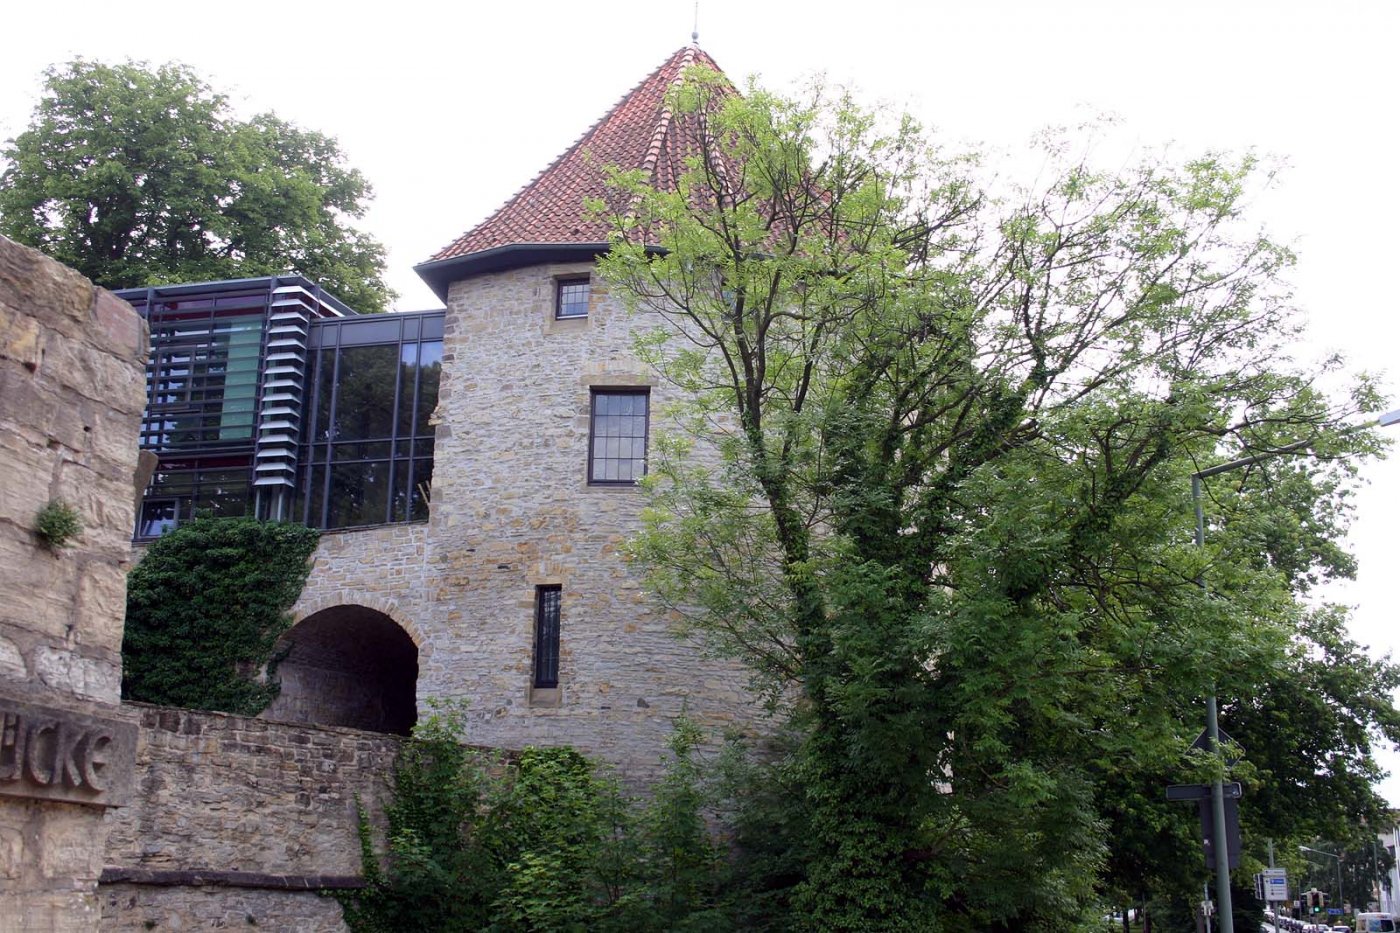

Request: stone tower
left=289, top=46, right=762, bottom=776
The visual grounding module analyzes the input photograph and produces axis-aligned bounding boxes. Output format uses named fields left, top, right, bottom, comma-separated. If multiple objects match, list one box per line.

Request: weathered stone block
left=0, top=636, right=26, bottom=680
left=0, top=304, right=44, bottom=370
left=0, top=363, right=88, bottom=455
left=0, top=237, right=140, bottom=933
left=0, top=432, right=56, bottom=530
left=75, top=561, right=131, bottom=654
left=0, top=235, right=93, bottom=340
left=0, top=533, right=81, bottom=643
left=39, top=807, right=109, bottom=879
left=33, top=647, right=122, bottom=704
left=89, top=288, right=148, bottom=365
left=40, top=330, right=146, bottom=413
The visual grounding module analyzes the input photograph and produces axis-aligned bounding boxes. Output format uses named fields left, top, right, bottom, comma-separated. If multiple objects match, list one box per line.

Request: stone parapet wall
left=103, top=704, right=400, bottom=875
left=100, top=885, right=347, bottom=932
left=0, top=235, right=148, bottom=930
left=99, top=704, right=402, bottom=932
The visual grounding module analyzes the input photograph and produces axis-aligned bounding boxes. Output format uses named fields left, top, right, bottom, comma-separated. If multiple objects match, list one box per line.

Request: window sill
left=543, top=314, right=589, bottom=336
left=529, top=686, right=562, bottom=708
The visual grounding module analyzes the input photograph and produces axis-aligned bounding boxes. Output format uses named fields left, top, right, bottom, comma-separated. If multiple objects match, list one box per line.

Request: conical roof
left=416, top=45, right=731, bottom=299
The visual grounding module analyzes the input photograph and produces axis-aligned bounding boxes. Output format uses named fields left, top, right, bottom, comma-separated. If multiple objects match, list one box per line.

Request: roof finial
left=691, top=0, right=700, bottom=44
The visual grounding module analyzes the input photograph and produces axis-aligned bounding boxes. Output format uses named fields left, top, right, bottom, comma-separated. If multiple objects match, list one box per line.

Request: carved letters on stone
left=0, top=697, right=136, bottom=807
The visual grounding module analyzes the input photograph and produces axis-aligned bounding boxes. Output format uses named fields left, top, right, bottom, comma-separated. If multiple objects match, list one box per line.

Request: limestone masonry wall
left=0, top=235, right=148, bottom=931
left=292, top=523, right=432, bottom=645
left=419, top=261, right=765, bottom=780
left=99, top=886, right=345, bottom=933
left=100, top=704, right=401, bottom=931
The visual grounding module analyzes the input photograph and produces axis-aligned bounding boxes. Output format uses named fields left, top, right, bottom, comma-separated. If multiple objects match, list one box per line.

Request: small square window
left=556, top=278, right=590, bottom=319
left=588, top=389, right=649, bottom=484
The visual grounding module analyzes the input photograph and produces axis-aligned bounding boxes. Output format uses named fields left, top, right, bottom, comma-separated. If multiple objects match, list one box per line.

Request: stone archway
left=262, top=605, right=418, bottom=735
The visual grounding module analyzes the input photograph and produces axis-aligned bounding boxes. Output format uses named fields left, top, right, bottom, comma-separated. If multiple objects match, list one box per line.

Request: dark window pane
left=291, top=463, right=308, bottom=525
left=410, top=458, right=433, bottom=522
left=534, top=586, right=561, bottom=687
left=309, top=464, right=327, bottom=527
left=139, top=501, right=178, bottom=538
left=397, top=343, right=419, bottom=437
left=195, top=482, right=249, bottom=519
left=313, top=348, right=336, bottom=442
left=415, top=342, right=442, bottom=436
left=332, top=345, right=397, bottom=441
left=337, top=317, right=401, bottom=345
left=326, top=460, right=391, bottom=529
left=391, top=457, right=411, bottom=523
left=333, top=441, right=392, bottom=461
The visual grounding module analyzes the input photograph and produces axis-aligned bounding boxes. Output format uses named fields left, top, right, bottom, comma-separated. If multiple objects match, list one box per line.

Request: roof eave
left=414, top=242, right=613, bottom=301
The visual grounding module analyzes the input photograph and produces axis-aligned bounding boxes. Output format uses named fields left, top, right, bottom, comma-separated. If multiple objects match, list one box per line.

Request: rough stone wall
left=103, top=704, right=400, bottom=875
left=100, top=885, right=346, bottom=933
left=100, top=704, right=401, bottom=931
left=419, top=261, right=764, bottom=780
left=0, top=235, right=148, bottom=930
left=291, top=523, right=431, bottom=646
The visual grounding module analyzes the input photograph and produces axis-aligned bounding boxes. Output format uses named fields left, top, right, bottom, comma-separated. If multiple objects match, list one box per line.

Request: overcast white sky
left=5, top=0, right=1398, bottom=802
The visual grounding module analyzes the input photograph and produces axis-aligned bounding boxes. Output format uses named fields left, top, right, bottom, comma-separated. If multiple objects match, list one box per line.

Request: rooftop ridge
left=638, top=45, right=697, bottom=183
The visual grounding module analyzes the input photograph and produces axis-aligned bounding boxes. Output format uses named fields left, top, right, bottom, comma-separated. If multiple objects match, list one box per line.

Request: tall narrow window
left=588, top=389, right=649, bottom=484
left=556, top=277, right=590, bottom=319
left=534, top=586, right=562, bottom=688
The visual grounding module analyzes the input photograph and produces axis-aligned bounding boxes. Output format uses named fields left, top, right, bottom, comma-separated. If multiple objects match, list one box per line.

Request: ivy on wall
left=122, top=516, right=320, bottom=715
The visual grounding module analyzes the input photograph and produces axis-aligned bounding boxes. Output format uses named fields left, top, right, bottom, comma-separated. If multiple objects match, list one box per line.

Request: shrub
left=122, top=516, right=319, bottom=714
left=34, top=499, right=82, bottom=550
left=339, top=707, right=727, bottom=932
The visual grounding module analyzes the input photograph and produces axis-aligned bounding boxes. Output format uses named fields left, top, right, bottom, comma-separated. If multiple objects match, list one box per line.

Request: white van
left=1355, top=913, right=1396, bottom=932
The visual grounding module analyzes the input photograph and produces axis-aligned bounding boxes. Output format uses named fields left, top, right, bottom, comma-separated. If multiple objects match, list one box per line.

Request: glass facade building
left=119, top=277, right=443, bottom=538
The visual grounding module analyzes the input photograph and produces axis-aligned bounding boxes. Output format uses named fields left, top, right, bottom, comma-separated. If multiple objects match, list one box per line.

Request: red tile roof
left=429, top=45, right=732, bottom=264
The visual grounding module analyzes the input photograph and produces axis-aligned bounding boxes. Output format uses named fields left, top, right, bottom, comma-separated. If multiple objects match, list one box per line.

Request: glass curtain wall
left=137, top=297, right=267, bottom=535
left=295, top=313, right=442, bottom=530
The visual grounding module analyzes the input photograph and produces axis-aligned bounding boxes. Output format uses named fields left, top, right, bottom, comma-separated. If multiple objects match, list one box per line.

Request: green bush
left=34, top=499, right=82, bottom=550
left=122, top=516, right=319, bottom=714
left=338, top=705, right=727, bottom=933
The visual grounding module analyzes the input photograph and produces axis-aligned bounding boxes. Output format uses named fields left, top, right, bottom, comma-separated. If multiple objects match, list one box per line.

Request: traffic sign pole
left=1206, top=691, right=1234, bottom=933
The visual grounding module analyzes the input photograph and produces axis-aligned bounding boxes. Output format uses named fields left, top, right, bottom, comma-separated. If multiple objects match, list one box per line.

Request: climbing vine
left=122, top=516, right=320, bottom=714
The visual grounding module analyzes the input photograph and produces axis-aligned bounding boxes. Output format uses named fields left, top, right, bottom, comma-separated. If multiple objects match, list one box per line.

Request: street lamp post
left=1299, top=845, right=1345, bottom=913
left=1190, top=407, right=1400, bottom=933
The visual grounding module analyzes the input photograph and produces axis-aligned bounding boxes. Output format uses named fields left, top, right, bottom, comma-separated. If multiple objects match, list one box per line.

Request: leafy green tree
left=0, top=59, right=391, bottom=311
left=122, top=516, right=319, bottom=713
left=595, top=67, right=1396, bottom=929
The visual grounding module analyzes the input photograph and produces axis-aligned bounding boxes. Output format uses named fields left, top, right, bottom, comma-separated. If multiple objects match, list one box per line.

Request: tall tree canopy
left=0, top=59, right=391, bottom=312
left=596, top=69, right=1399, bottom=929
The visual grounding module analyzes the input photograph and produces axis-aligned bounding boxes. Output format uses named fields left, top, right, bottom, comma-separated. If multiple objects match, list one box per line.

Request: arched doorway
left=262, top=605, right=418, bottom=735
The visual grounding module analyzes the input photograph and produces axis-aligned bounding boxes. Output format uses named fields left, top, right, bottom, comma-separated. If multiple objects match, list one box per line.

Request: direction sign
left=1260, top=868, right=1288, bottom=902
left=1191, top=728, right=1242, bottom=766
left=1166, top=782, right=1242, bottom=801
